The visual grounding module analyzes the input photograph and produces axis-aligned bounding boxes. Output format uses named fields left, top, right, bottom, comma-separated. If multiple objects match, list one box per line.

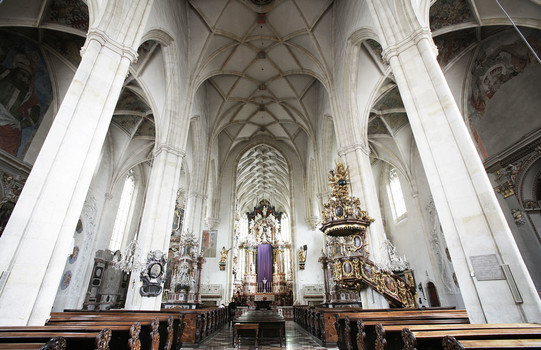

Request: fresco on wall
left=0, top=31, right=52, bottom=158
left=366, top=39, right=385, bottom=66
left=132, top=40, right=157, bottom=72
left=42, top=29, right=85, bottom=67
left=112, top=114, right=142, bottom=135
left=468, top=29, right=541, bottom=159
left=367, top=116, right=390, bottom=136
left=383, top=113, right=408, bottom=134
left=134, top=117, right=156, bottom=137
left=202, top=230, right=217, bottom=258
left=44, top=0, right=89, bottom=32
left=469, top=30, right=541, bottom=120
left=115, top=89, right=150, bottom=113
left=60, top=270, right=72, bottom=290
left=373, top=87, right=403, bottom=111
left=429, top=0, right=473, bottom=32
left=434, top=29, right=476, bottom=68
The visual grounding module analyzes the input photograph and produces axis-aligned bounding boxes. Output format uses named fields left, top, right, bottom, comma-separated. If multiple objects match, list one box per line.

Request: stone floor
left=181, top=320, right=339, bottom=350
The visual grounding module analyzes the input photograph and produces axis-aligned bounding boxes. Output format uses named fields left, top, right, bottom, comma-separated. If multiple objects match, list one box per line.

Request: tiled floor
left=181, top=321, right=339, bottom=350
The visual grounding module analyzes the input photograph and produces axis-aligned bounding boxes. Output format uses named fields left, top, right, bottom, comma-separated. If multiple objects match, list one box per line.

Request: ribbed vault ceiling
left=236, top=144, right=289, bottom=213
left=189, top=0, right=334, bottom=214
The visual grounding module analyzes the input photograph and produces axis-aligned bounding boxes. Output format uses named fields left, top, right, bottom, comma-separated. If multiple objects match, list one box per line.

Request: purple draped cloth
left=257, top=244, right=273, bottom=284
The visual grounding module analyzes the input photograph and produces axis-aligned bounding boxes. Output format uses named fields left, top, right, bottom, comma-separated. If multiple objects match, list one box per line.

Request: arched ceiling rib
left=236, top=144, right=290, bottom=214
left=189, top=0, right=333, bottom=149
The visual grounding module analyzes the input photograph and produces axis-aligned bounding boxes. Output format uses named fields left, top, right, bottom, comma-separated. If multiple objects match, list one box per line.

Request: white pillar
left=185, top=192, right=208, bottom=242
left=381, top=27, right=541, bottom=322
left=0, top=0, right=154, bottom=325
left=124, top=146, right=184, bottom=310
left=0, top=37, right=136, bottom=326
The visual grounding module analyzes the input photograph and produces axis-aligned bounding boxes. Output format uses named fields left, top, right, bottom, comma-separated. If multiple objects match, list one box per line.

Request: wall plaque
left=470, top=254, right=505, bottom=281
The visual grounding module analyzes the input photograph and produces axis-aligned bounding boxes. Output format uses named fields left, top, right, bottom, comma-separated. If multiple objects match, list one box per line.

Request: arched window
left=387, top=167, right=407, bottom=222
left=109, top=169, right=136, bottom=251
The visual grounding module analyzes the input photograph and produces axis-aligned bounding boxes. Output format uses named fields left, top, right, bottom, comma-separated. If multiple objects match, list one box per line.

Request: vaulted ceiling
left=188, top=0, right=335, bottom=213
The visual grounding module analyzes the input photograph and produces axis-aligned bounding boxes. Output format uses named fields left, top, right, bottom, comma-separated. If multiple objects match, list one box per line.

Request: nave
left=191, top=321, right=336, bottom=350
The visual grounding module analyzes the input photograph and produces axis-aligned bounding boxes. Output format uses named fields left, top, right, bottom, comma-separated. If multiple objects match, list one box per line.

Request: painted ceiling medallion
left=251, top=0, right=273, bottom=5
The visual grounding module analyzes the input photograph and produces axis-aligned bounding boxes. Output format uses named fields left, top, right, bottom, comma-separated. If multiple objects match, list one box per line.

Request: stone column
left=185, top=192, right=208, bottom=242
left=0, top=1, right=154, bottom=323
left=375, top=12, right=541, bottom=321
left=124, top=145, right=184, bottom=310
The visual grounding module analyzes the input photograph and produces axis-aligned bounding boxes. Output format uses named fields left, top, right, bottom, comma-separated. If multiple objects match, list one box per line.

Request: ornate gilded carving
left=140, top=251, right=166, bottom=297
left=322, top=163, right=415, bottom=308
left=320, top=163, right=374, bottom=237
left=344, top=316, right=352, bottom=350
left=164, top=316, right=173, bottom=350
left=95, top=328, right=112, bottom=350
left=402, top=328, right=417, bottom=350
left=375, top=323, right=387, bottom=350
left=129, top=322, right=141, bottom=350
left=150, top=318, right=160, bottom=350
left=442, top=335, right=464, bottom=350
left=41, top=336, right=67, bottom=350
left=176, top=315, right=185, bottom=350
left=356, top=320, right=367, bottom=350
left=494, top=180, right=515, bottom=198
left=512, top=209, right=526, bottom=225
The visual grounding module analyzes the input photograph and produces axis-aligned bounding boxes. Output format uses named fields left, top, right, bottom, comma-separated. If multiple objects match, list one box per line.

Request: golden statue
left=219, top=246, right=229, bottom=264
left=298, top=247, right=306, bottom=263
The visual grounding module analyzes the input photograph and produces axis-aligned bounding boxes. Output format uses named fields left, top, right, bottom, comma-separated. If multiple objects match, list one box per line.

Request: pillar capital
left=81, top=29, right=139, bottom=63
left=153, top=144, right=186, bottom=159
left=187, top=192, right=208, bottom=200
left=337, top=142, right=370, bottom=157
left=381, top=27, right=436, bottom=64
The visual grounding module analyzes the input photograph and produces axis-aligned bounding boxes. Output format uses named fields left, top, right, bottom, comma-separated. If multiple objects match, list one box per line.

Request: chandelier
left=113, top=239, right=145, bottom=273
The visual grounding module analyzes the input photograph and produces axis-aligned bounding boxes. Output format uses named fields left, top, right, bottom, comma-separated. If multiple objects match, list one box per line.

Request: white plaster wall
left=442, top=48, right=474, bottom=117
left=333, top=0, right=377, bottom=115
left=138, top=49, right=166, bottom=125
left=371, top=128, right=464, bottom=308
left=355, top=45, right=385, bottom=119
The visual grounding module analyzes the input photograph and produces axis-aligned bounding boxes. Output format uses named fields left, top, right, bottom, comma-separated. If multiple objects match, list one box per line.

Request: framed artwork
left=202, top=230, right=217, bottom=258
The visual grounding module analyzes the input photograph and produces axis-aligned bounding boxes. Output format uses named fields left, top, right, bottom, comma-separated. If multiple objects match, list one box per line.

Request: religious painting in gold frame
left=351, top=234, right=364, bottom=252
left=342, top=259, right=354, bottom=277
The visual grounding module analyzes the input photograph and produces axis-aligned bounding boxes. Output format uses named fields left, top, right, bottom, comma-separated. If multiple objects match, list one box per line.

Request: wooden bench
left=364, top=323, right=541, bottom=350
left=233, top=323, right=259, bottom=348
left=443, top=336, right=541, bottom=349
left=55, top=307, right=226, bottom=345
left=334, top=308, right=469, bottom=349
left=0, top=331, right=99, bottom=350
left=47, top=311, right=184, bottom=348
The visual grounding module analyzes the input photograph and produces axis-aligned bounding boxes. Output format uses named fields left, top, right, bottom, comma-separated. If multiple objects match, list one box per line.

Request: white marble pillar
left=0, top=24, right=147, bottom=324
left=185, top=192, right=208, bottom=242
left=381, top=27, right=541, bottom=322
left=124, top=146, right=184, bottom=310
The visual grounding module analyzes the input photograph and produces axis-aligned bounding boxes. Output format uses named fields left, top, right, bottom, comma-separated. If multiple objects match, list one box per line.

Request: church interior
left=1, top=0, right=541, bottom=348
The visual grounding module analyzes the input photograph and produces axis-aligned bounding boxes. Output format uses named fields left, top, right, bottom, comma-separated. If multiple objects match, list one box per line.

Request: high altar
left=233, top=200, right=293, bottom=306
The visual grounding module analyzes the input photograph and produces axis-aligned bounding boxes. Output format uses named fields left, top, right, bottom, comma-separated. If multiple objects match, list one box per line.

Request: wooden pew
left=0, top=336, right=67, bottom=350
left=334, top=308, right=469, bottom=349
left=49, top=311, right=183, bottom=343
left=49, top=308, right=226, bottom=347
left=401, top=327, right=541, bottom=350
left=0, top=331, right=99, bottom=349
left=443, top=335, right=541, bottom=349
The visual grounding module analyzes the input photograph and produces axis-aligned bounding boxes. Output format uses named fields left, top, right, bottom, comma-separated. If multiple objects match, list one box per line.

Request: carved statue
left=219, top=246, right=229, bottom=264
left=298, top=247, right=306, bottom=263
